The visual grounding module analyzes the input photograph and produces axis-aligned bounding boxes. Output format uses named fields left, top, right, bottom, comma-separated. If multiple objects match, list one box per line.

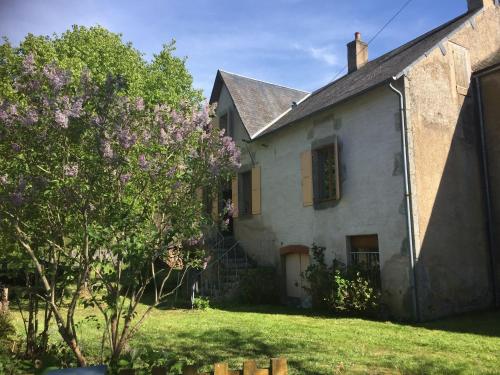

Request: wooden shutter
left=301, top=150, right=313, bottom=206
left=211, top=191, right=218, bottom=221
left=231, top=176, right=239, bottom=218
left=251, top=166, right=261, bottom=215
left=334, top=138, right=340, bottom=200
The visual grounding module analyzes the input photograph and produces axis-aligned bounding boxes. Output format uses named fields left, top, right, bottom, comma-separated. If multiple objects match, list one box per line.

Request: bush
left=237, top=267, right=279, bottom=304
left=303, top=244, right=380, bottom=315
left=192, top=296, right=210, bottom=310
left=0, top=312, right=15, bottom=353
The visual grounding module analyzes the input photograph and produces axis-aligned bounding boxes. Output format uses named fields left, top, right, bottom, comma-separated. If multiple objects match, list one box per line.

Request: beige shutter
left=334, top=138, right=341, bottom=200
left=211, top=191, right=219, bottom=221
left=212, top=115, right=219, bottom=129
left=231, top=176, right=239, bottom=218
left=251, top=166, right=261, bottom=215
left=301, top=150, right=313, bottom=206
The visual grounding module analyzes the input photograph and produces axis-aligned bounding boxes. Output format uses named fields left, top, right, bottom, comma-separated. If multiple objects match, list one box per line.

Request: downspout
left=389, top=80, right=421, bottom=321
left=474, top=76, right=499, bottom=307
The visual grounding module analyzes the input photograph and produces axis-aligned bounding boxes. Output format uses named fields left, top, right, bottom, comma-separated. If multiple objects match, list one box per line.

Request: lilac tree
left=0, top=54, right=240, bottom=366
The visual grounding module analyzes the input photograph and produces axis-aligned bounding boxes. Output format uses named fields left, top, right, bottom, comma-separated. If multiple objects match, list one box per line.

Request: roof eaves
left=253, top=79, right=392, bottom=140
left=393, top=9, right=480, bottom=80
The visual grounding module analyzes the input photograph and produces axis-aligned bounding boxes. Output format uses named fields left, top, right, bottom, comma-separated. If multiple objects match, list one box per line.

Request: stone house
left=208, top=0, right=500, bottom=320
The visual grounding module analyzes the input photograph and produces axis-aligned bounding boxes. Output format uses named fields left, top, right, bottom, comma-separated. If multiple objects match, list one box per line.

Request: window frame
left=312, top=137, right=340, bottom=207
left=238, top=169, right=253, bottom=217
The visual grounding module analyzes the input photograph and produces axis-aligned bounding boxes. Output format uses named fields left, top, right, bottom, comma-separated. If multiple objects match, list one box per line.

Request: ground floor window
left=348, top=234, right=381, bottom=286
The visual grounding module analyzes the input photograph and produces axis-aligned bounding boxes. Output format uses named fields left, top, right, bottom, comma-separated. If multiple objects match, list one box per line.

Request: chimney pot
left=347, top=32, right=368, bottom=74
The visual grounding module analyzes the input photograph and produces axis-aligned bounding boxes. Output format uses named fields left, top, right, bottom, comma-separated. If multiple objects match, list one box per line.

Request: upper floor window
left=219, top=111, right=234, bottom=138
left=313, top=141, right=340, bottom=203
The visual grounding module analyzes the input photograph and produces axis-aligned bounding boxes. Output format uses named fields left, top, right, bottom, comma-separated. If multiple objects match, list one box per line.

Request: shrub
left=0, top=312, right=15, bottom=353
left=192, top=296, right=210, bottom=310
left=237, top=267, right=279, bottom=304
left=303, top=244, right=380, bottom=315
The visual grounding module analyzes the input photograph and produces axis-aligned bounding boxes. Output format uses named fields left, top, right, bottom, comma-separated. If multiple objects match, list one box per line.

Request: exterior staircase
left=196, top=233, right=255, bottom=300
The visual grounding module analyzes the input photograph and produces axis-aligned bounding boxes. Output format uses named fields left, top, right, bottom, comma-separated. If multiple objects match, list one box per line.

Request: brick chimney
left=347, top=32, right=368, bottom=74
left=467, top=0, right=496, bottom=11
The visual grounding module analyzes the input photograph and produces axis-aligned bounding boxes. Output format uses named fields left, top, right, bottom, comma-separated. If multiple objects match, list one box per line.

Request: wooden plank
left=183, top=365, right=198, bottom=375
left=251, top=166, right=261, bottom=215
left=228, top=371, right=240, bottom=375
left=214, top=362, right=229, bottom=375
left=255, top=370, right=269, bottom=375
left=271, top=358, right=287, bottom=375
left=243, top=360, right=257, bottom=375
left=231, top=176, right=239, bottom=218
left=212, top=190, right=219, bottom=221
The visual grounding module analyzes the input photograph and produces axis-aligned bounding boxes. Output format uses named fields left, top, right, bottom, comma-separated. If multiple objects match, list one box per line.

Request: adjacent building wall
left=405, top=6, right=500, bottom=319
left=235, top=86, right=413, bottom=318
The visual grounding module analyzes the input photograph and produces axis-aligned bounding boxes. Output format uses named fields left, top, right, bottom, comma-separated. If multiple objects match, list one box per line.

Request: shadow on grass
left=217, top=304, right=500, bottom=338
left=412, top=308, right=500, bottom=338
left=133, top=326, right=322, bottom=375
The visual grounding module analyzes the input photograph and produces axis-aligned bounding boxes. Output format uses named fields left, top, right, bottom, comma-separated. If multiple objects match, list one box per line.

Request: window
left=219, top=113, right=228, bottom=135
left=348, top=234, right=380, bottom=286
left=219, top=111, right=234, bottom=138
left=313, top=141, right=340, bottom=203
left=238, top=170, right=252, bottom=216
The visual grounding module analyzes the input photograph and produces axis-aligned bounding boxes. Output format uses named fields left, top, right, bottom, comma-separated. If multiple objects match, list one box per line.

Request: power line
left=329, top=0, right=415, bottom=82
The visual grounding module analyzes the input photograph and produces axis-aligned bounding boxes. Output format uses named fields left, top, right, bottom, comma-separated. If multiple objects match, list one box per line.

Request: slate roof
left=254, top=8, right=482, bottom=139
left=209, top=70, right=309, bottom=138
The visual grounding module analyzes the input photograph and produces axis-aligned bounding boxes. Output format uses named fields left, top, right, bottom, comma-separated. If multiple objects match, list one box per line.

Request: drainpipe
left=474, top=76, right=499, bottom=307
left=389, top=80, right=421, bottom=321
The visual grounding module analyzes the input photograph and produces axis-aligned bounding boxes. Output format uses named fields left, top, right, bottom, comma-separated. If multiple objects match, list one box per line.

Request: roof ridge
left=219, top=70, right=309, bottom=94
left=309, top=9, right=477, bottom=98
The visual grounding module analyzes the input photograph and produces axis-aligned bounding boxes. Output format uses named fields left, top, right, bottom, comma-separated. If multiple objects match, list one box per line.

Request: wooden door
left=285, top=253, right=310, bottom=299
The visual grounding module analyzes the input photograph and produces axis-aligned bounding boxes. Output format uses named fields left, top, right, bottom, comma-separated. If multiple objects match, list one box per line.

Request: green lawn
left=9, top=305, right=500, bottom=374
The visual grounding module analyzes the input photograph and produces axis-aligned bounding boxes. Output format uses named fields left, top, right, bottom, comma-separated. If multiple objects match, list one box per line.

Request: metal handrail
left=200, top=240, right=240, bottom=274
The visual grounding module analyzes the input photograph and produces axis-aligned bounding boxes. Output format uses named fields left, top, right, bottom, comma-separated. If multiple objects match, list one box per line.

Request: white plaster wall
left=234, top=86, right=413, bottom=317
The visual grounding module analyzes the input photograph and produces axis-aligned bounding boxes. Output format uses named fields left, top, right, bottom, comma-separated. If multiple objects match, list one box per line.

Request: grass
left=8, top=304, right=500, bottom=374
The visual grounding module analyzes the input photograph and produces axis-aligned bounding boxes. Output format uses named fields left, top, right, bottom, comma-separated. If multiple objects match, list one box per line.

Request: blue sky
left=0, top=0, right=468, bottom=98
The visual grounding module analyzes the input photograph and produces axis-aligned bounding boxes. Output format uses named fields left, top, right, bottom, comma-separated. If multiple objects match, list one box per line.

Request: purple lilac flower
left=138, top=154, right=148, bottom=170
left=0, top=107, right=7, bottom=122
left=11, top=143, right=21, bottom=153
left=159, top=128, right=168, bottom=145
left=172, top=181, right=181, bottom=190
left=22, top=53, right=36, bottom=75
left=63, top=164, right=79, bottom=177
left=10, top=192, right=24, bottom=207
left=7, top=104, right=17, bottom=116
left=55, top=110, right=69, bottom=128
left=24, top=108, right=38, bottom=126
left=166, top=166, right=176, bottom=178
left=18, top=176, right=26, bottom=191
left=117, top=127, right=137, bottom=150
left=100, top=139, right=114, bottom=159
left=142, top=129, right=151, bottom=143
left=43, top=64, right=70, bottom=91
left=120, top=173, right=131, bottom=184
left=70, top=99, right=83, bottom=117
left=135, top=98, right=145, bottom=111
